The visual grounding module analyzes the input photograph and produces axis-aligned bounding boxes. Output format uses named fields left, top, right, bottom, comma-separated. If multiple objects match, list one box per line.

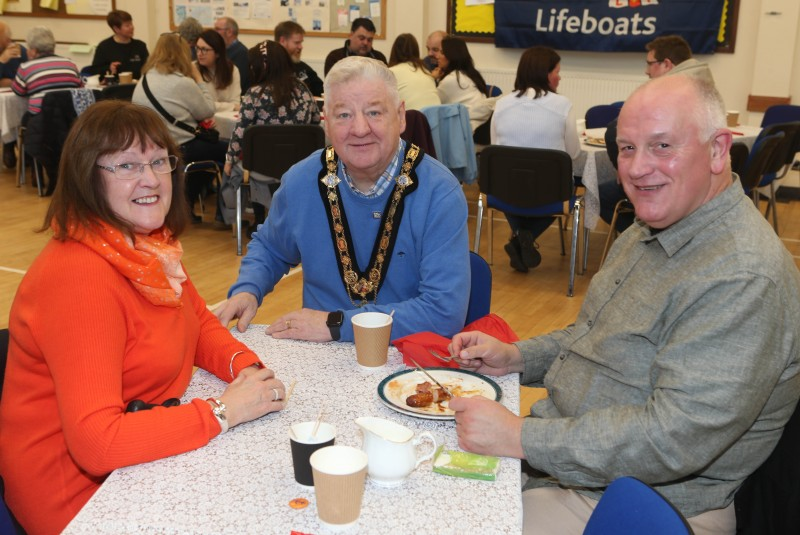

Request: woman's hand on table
left=450, top=396, right=525, bottom=459
left=266, top=308, right=331, bottom=342
left=214, top=292, right=258, bottom=332
left=449, top=331, right=524, bottom=376
left=219, top=366, right=285, bottom=427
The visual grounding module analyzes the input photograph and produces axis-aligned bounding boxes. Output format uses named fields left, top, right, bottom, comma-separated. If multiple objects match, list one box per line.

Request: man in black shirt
left=90, top=10, right=148, bottom=80
left=274, top=21, right=323, bottom=97
left=323, top=18, right=386, bottom=76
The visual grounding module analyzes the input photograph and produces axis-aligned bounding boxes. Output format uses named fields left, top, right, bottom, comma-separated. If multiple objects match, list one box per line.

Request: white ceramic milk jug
left=355, top=416, right=437, bottom=487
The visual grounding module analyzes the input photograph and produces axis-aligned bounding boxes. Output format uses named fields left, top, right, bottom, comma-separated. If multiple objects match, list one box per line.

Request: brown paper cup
left=352, top=312, right=392, bottom=368
left=726, top=110, right=739, bottom=127
left=118, top=72, right=133, bottom=84
left=310, top=445, right=368, bottom=529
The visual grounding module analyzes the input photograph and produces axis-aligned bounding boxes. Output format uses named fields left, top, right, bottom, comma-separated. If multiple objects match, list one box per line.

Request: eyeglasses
left=645, top=59, right=664, bottom=66
left=196, top=46, right=213, bottom=54
left=97, top=155, right=178, bottom=179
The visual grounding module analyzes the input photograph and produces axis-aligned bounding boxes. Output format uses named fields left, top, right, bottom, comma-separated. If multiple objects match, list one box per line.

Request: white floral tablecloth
left=64, top=325, right=522, bottom=534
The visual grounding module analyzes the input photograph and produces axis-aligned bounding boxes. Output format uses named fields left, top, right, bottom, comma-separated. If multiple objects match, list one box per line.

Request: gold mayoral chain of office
left=317, top=143, right=422, bottom=307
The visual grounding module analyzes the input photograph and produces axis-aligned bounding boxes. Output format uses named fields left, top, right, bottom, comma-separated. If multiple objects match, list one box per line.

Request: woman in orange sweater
left=0, top=101, right=287, bottom=534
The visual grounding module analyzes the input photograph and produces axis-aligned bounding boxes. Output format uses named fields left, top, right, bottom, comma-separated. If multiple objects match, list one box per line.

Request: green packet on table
left=432, top=445, right=500, bottom=481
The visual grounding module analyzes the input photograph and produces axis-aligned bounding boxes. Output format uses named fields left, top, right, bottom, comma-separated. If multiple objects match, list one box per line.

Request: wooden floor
left=3, top=166, right=800, bottom=344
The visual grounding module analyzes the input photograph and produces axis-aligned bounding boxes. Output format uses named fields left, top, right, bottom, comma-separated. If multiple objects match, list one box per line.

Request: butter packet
left=432, top=445, right=500, bottom=481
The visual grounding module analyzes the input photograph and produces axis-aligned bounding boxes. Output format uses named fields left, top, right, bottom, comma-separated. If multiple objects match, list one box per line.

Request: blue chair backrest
left=466, top=252, right=491, bottom=325
left=486, top=84, right=502, bottom=97
left=761, top=104, right=800, bottom=127
left=585, top=104, right=622, bottom=129
left=740, top=131, right=784, bottom=193
left=583, top=477, right=693, bottom=535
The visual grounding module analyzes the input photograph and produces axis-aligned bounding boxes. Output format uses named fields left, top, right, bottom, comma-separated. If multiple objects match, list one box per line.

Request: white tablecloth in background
left=0, top=90, right=28, bottom=145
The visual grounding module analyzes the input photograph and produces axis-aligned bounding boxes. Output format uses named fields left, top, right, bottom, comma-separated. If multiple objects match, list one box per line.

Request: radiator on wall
left=482, top=68, right=644, bottom=120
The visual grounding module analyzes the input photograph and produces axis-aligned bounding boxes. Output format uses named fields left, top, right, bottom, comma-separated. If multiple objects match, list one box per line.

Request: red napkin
left=392, top=313, right=520, bottom=369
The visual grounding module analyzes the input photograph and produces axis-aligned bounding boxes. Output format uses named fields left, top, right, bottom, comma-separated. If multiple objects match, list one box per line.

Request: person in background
left=132, top=32, right=227, bottom=223
left=274, top=20, right=323, bottom=97
left=177, top=16, right=204, bottom=60
left=424, top=29, right=446, bottom=78
left=0, top=20, right=28, bottom=169
left=447, top=74, right=800, bottom=535
left=645, top=34, right=714, bottom=83
left=90, top=10, right=149, bottom=80
left=219, top=39, right=319, bottom=229
left=214, top=16, right=249, bottom=92
left=323, top=17, right=387, bottom=75
left=388, top=33, right=440, bottom=111
left=214, top=56, right=469, bottom=344
left=490, top=46, right=581, bottom=273
left=195, top=29, right=241, bottom=111
left=436, top=36, right=493, bottom=132
left=0, top=100, right=286, bottom=535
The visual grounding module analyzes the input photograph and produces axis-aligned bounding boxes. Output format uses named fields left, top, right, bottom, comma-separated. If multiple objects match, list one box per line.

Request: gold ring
left=286, top=320, right=291, bottom=329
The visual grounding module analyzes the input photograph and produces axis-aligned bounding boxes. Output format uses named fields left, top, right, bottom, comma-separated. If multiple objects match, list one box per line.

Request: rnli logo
left=609, top=0, right=659, bottom=7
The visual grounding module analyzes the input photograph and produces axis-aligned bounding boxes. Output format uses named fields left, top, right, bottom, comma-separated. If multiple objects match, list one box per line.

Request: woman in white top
left=388, top=33, right=440, bottom=111
left=436, top=36, right=492, bottom=132
left=490, top=46, right=581, bottom=273
left=195, top=29, right=241, bottom=111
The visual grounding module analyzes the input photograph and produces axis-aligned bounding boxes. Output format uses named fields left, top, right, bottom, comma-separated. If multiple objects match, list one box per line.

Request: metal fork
left=427, top=348, right=456, bottom=363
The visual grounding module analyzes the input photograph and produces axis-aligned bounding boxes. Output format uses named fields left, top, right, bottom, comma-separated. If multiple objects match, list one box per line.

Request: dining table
left=63, top=327, right=522, bottom=534
left=0, top=88, right=28, bottom=145
left=576, top=125, right=763, bottom=230
left=214, top=109, right=238, bottom=141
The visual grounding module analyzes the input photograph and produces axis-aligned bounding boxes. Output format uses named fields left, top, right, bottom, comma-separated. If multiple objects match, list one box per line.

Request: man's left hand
left=266, top=308, right=332, bottom=342
left=450, top=396, right=525, bottom=459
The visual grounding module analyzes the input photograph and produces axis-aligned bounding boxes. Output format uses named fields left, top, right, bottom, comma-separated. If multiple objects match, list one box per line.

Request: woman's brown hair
left=388, top=33, right=429, bottom=73
left=141, top=32, right=193, bottom=78
left=513, top=46, right=561, bottom=99
left=42, top=100, right=188, bottom=240
left=247, top=40, right=297, bottom=107
left=196, top=29, right=234, bottom=91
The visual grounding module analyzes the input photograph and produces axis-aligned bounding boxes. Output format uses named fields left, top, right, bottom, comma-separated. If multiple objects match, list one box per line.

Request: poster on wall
left=493, top=0, right=726, bottom=53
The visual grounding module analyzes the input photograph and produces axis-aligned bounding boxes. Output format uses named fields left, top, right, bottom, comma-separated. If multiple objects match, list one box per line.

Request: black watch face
left=327, top=311, right=344, bottom=327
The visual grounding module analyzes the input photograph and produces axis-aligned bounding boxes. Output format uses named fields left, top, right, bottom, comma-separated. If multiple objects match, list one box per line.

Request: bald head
left=616, top=75, right=733, bottom=229
left=426, top=30, right=446, bottom=64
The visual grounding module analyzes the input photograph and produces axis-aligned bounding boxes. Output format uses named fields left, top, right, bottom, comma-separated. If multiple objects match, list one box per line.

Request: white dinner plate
left=584, top=137, right=606, bottom=147
left=377, top=367, right=502, bottom=420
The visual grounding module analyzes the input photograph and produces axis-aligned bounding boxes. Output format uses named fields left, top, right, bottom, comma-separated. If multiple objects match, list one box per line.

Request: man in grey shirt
left=449, top=74, right=800, bottom=535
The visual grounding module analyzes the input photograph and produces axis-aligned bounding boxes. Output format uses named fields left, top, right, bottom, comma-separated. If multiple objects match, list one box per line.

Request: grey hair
left=324, top=56, right=400, bottom=111
left=178, top=17, right=203, bottom=44
left=27, top=26, right=55, bottom=55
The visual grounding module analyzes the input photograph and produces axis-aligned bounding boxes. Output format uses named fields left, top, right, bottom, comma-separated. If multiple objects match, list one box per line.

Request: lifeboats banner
left=494, top=0, right=726, bottom=53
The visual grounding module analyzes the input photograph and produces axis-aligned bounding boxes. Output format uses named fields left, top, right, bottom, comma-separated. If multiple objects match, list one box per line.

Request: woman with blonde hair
left=388, top=33, right=440, bottom=110
left=132, top=32, right=228, bottom=222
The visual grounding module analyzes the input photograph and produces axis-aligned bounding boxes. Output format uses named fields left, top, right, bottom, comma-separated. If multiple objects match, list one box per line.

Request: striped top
left=12, top=54, right=82, bottom=114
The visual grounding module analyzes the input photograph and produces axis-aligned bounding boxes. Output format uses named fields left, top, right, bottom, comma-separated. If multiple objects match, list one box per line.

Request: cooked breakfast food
left=405, top=381, right=452, bottom=408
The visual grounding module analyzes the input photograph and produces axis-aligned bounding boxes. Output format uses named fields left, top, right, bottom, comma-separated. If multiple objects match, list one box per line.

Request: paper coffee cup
left=351, top=312, right=392, bottom=368
left=118, top=71, right=133, bottom=84
left=726, top=110, right=739, bottom=127
left=289, top=421, right=336, bottom=487
left=310, top=445, right=368, bottom=529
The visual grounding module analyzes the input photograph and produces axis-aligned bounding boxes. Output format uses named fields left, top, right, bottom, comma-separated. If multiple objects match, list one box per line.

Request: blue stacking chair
left=466, top=252, right=491, bottom=325
left=583, top=477, right=693, bottom=535
left=585, top=103, right=623, bottom=129
left=760, top=104, right=800, bottom=127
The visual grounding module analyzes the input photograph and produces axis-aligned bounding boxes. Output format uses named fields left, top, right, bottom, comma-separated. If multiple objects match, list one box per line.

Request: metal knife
left=407, top=356, right=454, bottom=398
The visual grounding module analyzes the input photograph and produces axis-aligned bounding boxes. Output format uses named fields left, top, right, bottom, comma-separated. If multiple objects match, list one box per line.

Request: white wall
left=3, top=0, right=798, bottom=126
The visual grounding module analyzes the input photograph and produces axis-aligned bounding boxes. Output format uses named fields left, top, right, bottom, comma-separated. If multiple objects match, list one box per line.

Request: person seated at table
left=600, top=34, right=716, bottom=231
left=423, top=30, right=446, bottom=78
left=0, top=20, right=28, bottom=168
left=214, top=16, right=250, bottom=92
left=490, top=46, right=581, bottom=273
left=219, top=39, right=320, bottom=229
left=436, top=36, right=494, bottom=132
left=447, top=74, right=800, bottom=535
left=11, top=26, right=81, bottom=115
left=275, top=20, right=324, bottom=97
left=0, top=101, right=287, bottom=535
left=324, top=17, right=387, bottom=76
left=178, top=16, right=204, bottom=60
left=195, top=29, right=241, bottom=112
left=215, top=56, right=469, bottom=344
left=388, top=33, right=440, bottom=111
left=132, top=32, right=228, bottom=223
left=89, top=9, right=149, bottom=80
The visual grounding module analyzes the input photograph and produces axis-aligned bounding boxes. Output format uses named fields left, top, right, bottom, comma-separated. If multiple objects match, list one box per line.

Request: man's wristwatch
left=327, top=310, right=344, bottom=341
left=206, top=398, right=229, bottom=434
